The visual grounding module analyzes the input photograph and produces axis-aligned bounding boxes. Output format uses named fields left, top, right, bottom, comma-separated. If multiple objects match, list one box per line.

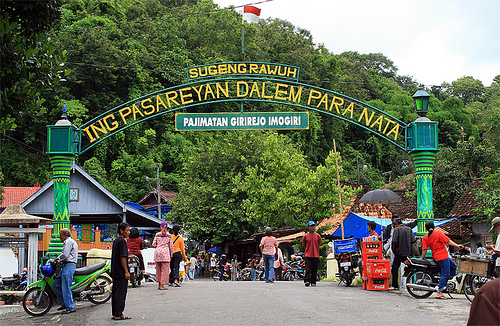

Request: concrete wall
left=0, top=249, right=18, bottom=277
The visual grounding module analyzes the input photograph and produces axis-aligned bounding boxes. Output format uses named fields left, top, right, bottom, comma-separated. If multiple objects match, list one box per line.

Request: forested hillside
left=1, top=0, right=499, bottom=243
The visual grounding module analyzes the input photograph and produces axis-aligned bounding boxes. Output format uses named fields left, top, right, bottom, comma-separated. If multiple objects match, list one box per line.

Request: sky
left=213, top=0, right=500, bottom=87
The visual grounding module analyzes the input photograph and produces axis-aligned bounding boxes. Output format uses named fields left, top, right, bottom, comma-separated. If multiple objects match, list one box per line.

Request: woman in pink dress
left=152, top=221, right=173, bottom=290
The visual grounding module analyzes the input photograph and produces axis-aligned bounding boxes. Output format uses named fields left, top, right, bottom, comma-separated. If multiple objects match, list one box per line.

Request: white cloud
left=213, top=0, right=500, bottom=86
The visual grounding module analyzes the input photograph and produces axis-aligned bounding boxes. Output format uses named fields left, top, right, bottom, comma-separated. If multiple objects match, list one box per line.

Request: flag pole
left=333, top=139, right=344, bottom=239
left=241, top=12, right=245, bottom=54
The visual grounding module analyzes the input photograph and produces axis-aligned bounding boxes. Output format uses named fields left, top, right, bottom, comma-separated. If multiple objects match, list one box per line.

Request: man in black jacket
left=390, top=218, right=415, bottom=290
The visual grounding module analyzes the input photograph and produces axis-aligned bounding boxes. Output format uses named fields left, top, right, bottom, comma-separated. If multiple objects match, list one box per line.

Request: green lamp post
left=46, top=105, right=79, bottom=256
left=406, top=87, right=439, bottom=236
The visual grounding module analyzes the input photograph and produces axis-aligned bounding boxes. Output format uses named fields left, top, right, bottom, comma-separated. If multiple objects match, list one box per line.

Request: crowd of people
left=49, top=216, right=499, bottom=324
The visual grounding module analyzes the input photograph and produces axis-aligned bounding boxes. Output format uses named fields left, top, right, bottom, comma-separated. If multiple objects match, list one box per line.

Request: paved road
left=0, top=278, right=471, bottom=326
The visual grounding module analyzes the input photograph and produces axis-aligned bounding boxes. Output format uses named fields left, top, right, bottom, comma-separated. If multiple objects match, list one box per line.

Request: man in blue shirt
left=54, top=228, right=78, bottom=314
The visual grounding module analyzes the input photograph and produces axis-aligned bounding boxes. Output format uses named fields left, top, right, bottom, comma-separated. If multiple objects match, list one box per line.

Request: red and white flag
left=243, top=5, right=261, bottom=24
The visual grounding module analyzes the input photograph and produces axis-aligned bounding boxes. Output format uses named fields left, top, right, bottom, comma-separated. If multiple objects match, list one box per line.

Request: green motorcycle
left=22, top=261, right=112, bottom=316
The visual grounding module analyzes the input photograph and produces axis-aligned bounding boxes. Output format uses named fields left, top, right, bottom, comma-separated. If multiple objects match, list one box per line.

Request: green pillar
left=411, top=151, right=437, bottom=236
left=46, top=106, right=80, bottom=257
left=408, top=87, right=439, bottom=237
left=46, top=155, right=75, bottom=256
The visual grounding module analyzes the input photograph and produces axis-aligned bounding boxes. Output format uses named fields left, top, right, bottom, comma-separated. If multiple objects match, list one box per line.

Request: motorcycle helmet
left=41, top=261, right=55, bottom=277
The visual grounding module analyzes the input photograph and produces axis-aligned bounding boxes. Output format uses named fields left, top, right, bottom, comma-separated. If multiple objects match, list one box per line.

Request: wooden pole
left=333, top=139, right=344, bottom=239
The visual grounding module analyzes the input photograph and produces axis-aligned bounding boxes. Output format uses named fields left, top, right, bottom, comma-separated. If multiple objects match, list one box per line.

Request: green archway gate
left=46, top=62, right=439, bottom=255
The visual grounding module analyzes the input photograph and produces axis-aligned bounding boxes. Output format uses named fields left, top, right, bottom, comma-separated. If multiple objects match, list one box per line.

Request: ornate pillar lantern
left=406, top=87, right=439, bottom=236
left=46, top=105, right=80, bottom=256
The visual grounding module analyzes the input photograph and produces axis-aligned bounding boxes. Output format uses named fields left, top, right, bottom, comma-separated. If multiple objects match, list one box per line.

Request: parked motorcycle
left=22, top=261, right=112, bottom=316
left=128, top=254, right=143, bottom=288
left=0, top=268, right=28, bottom=291
left=334, top=238, right=360, bottom=286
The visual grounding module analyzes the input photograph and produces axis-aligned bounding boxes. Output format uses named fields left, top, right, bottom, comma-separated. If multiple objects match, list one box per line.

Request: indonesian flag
left=243, top=5, right=261, bottom=24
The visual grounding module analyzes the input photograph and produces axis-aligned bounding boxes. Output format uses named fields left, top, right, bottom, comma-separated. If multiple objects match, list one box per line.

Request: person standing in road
left=152, top=221, right=173, bottom=290
left=485, top=217, right=500, bottom=277
left=259, top=227, right=278, bottom=283
left=250, top=254, right=259, bottom=281
left=169, top=225, right=186, bottom=287
left=53, top=228, right=78, bottom=314
left=421, top=221, right=462, bottom=300
left=189, top=255, right=197, bottom=280
left=230, top=255, right=239, bottom=281
left=218, top=254, right=227, bottom=281
left=390, top=218, right=415, bottom=290
left=111, top=222, right=131, bottom=320
left=302, top=221, right=322, bottom=287
left=274, top=244, right=284, bottom=281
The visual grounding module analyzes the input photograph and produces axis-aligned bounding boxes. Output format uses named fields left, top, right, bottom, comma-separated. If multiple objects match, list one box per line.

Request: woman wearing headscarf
left=169, top=224, right=186, bottom=287
left=421, top=221, right=462, bottom=299
left=152, top=221, right=173, bottom=290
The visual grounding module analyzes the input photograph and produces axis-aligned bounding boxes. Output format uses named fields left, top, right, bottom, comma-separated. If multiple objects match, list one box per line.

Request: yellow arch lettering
left=370, top=115, right=384, bottom=132
left=90, top=120, right=107, bottom=139
left=330, top=96, right=344, bottom=114
left=317, top=93, right=329, bottom=110
left=103, top=114, right=119, bottom=131
left=342, top=103, right=354, bottom=119
left=249, top=64, right=258, bottom=74
left=82, top=127, right=96, bottom=143
left=383, top=118, right=394, bottom=134
left=156, top=95, right=168, bottom=112
left=358, top=107, right=375, bottom=126
left=216, top=82, right=229, bottom=98
left=192, top=85, right=204, bottom=101
left=179, top=87, right=194, bottom=105
left=118, top=107, right=131, bottom=124
left=141, top=98, right=155, bottom=115
left=165, top=91, right=180, bottom=107
left=387, top=124, right=400, bottom=140
left=237, top=81, right=249, bottom=97
left=274, top=84, right=288, bottom=101
left=132, top=104, right=144, bottom=120
left=307, top=90, right=322, bottom=106
left=249, top=82, right=261, bottom=98
left=289, top=86, right=303, bottom=102
left=188, top=68, right=198, bottom=79
left=208, top=65, right=217, bottom=75
left=204, top=84, right=215, bottom=100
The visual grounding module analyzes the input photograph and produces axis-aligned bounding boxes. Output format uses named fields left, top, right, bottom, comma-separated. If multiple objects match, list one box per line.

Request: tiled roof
left=436, top=219, right=475, bottom=237
left=0, top=186, right=41, bottom=208
left=276, top=231, right=305, bottom=242
left=137, top=189, right=178, bottom=205
left=447, top=178, right=485, bottom=219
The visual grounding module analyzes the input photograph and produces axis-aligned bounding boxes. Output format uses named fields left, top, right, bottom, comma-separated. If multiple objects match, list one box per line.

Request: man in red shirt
left=302, top=221, right=322, bottom=287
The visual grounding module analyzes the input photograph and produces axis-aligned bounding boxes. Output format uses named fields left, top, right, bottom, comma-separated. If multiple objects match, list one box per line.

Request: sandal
left=112, top=316, right=131, bottom=320
left=435, top=295, right=448, bottom=300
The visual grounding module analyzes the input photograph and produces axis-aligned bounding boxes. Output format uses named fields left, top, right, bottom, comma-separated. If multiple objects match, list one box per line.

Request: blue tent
left=330, top=212, right=455, bottom=239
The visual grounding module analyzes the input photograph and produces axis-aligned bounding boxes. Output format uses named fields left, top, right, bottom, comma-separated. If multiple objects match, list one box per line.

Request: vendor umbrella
left=358, top=189, right=402, bottom=239
left=358, top=189, right=402, bottom=205
left=207, top=247, right=223, bottom=253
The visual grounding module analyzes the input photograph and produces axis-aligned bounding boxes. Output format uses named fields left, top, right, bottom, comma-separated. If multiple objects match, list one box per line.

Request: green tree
left=450, top=76, right=485, bottom=105
left=474, top=169, right=500, bottom=221
left=1, top=0, right=70, bottom=132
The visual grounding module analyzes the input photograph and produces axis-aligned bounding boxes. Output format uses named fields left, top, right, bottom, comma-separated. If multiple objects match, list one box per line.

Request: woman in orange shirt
left=168, top=225, right=186, bottom=287
left=421, top=221, right=462, bottom=300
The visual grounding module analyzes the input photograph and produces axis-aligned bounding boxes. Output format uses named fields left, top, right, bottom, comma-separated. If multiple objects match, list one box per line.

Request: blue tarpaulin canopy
left=207, top=247, right=224, bottom=253
left=331, top=212, right=455, bottom=239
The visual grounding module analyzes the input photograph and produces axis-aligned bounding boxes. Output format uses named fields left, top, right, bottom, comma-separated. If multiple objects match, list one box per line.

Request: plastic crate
left=365, top=259, right=390, bottom=279
left=362, top=253, right=383, bottom=265
left=334, top=238, right=358, bottom=254
left=361, top=241, right=383, bottom=255
left=365, top=278, right=389, bottom=291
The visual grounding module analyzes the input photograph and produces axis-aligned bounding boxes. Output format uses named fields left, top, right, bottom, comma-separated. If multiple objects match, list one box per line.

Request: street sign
left=175, top=112, right=309, bottom=131
left=0, top=236, right=28, bottom=248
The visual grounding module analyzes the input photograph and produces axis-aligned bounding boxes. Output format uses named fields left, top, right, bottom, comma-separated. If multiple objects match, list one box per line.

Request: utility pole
left=157, top=163, right=161, bottom=220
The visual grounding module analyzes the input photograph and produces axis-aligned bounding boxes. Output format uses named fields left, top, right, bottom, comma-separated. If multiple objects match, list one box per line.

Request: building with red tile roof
left=0, top=185, right=41, bottom=212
